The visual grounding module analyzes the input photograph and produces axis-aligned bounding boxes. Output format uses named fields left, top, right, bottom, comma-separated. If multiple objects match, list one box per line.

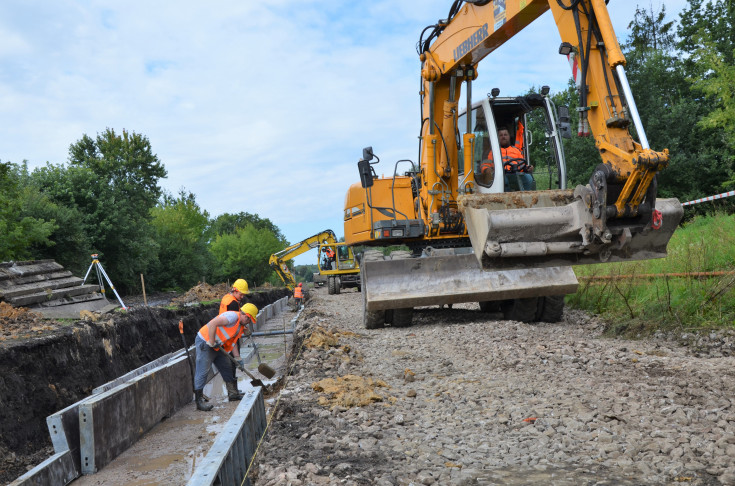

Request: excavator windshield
left=458, top=92, right=568, bottom=193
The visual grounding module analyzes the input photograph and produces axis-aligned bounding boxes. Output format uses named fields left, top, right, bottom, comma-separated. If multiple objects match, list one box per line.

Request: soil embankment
left=254, top=288, right=735, bottom=485
left=0, top=287, right=288, bottom=484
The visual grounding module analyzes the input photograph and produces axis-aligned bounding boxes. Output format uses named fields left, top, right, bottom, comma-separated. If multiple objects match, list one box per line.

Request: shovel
left=246, top=334, right=276, bottom=379
left=218, top=348, right=266, bottom=388
left=178, top=321, right=196, bottom=393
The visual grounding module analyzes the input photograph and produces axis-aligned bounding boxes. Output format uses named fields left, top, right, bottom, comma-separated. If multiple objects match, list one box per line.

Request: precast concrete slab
left=79, top=354, right=194, bottom=474
left=92, top=351, right=176, bottom=394
left=186, top=388, right=266, bottom=486
left=7, top=450, right=77, bottom=486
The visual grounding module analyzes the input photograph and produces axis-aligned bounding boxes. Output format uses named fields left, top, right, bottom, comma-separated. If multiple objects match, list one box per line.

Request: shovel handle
left=178, top=320, right=184, bottom=334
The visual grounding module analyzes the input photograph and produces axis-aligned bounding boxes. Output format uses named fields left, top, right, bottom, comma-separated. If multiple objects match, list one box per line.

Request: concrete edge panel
left=79, top=383, right=138, bottom=474
left=46, top=402, right=83, bottom=477
left=92, top=351, right=175, bottom=394
left=7, top=450, right=77, bottom=486
left=186, top=388, right=265, bottom=486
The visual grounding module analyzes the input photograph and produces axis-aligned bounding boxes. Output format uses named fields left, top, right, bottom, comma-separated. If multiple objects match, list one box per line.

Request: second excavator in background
left=269, top=230, right=361, bottom=294
left=345, top=0, right=683, bottom=328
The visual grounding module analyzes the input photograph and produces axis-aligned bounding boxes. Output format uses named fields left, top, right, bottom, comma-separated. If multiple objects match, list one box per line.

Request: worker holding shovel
left=193, top=303, right=258, bottom=411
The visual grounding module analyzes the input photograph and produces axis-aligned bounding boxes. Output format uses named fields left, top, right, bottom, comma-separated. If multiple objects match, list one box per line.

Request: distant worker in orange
left=193, top=303, right=258, bottom=411
left=294, top=282, right=304, bottom=307
left=479, top=123, right=534, bottom=191
left=324, top=247, right=336, bottom=270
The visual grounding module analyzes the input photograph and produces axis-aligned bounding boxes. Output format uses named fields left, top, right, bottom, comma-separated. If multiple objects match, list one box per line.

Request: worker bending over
left=193, top=303, right=258, bottom=411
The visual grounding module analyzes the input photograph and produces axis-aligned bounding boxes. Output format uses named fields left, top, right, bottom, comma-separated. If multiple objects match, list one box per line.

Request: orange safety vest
left=481, top=146, right=527, bottom=174
left=294, top=286, right=303, bottom=299
left=198, top=311, right=244, bottom=353
left=219, top=293, right=239, bottom=315
left=326, top=248, right=335, bottom=258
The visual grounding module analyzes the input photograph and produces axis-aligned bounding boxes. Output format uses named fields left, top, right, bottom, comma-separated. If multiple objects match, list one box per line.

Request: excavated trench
left=0, top=288, right=288, bottom=484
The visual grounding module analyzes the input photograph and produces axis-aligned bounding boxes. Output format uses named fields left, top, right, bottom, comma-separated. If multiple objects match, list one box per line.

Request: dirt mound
left=171, top=282, right=230, bottom=305
left=312, top=374, right=393, bottom=409
left=0, top=302, right=51, bottom=342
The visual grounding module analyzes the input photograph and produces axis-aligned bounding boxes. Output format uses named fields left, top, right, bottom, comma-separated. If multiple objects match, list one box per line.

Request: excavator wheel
left=535, top=295, right=565, bottom=323
left=334, top=276, right=341, bottom=295
left=501, top=297, right=538, bottom=323
left=388, top=251, right=414, bottom=327
left=479, top=301, right=501, bottom=313
left=327, top=277, right=336, bottom=295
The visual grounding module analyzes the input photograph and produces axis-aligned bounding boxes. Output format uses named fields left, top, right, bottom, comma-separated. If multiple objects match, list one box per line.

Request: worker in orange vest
left=324, top=247, right=336, bottom=270
left=220, top=278, right=248, bottom=314
left=480, top=123, right=534, bottom=191
left=193, top=303, right=258, bottom=411
left=219, top=279, right=249, bottom=379
left=294, top=282, right=304, bottom=307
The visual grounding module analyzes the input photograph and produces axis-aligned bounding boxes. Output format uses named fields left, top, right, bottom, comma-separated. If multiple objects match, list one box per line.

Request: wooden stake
left=140, top=273, right=148, bottom=306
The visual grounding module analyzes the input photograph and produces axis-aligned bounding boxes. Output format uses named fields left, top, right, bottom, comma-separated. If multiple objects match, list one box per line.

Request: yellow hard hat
left=232, top=279, right=249, bottom=294
left=241, top=303, right=258, bottom=322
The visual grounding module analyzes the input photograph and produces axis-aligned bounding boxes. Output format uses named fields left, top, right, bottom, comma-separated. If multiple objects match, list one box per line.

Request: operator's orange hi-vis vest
left=294, top=286, right=304, bottom=299
left=219, top=293, right=239, bottom=315
left=481, top=146, right=527, bottom=173
left=197, top=312, right=244, bottom=353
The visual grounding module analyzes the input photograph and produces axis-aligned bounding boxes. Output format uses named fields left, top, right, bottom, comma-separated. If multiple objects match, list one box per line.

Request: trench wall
left=0, top=289, right=289, bottom=465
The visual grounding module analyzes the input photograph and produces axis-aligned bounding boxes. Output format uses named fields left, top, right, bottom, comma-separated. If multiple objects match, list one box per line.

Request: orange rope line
left=578, top=270, right=735, bottom=281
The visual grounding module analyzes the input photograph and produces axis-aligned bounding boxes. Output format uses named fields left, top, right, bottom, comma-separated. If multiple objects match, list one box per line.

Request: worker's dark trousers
left=194, top=335, right=235, bottom=390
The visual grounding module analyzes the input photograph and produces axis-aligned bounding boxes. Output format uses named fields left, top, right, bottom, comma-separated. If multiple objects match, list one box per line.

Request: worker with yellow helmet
left=193, top=303, right=258, bottom=411
left=219, top=278, right=249, bottom=391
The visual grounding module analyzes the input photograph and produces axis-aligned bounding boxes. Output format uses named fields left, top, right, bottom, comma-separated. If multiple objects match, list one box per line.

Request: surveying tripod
left=82, top=254, right=127, bottom=310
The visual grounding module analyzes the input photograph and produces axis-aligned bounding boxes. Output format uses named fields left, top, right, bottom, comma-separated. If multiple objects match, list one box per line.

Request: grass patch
left=569, top=212, right=735, bottom=336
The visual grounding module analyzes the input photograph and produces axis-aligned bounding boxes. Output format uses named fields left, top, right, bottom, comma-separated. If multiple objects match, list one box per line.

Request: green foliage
left=148, top=190, right=212, bottom=290
left=0, top=161, right=56, bottom=261
left=30, top=128, right=167, bottom=292
left=208, top=212, right=286, bottom=242
left=209, top=223, right=284, bottom=287
left=294, top=264, right=319, bottom=282
left=569, top=212, right=735, bottom=334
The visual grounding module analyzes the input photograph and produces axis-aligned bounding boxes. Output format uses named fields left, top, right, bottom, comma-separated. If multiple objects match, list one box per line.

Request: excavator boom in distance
left=269, top=230, right=360, bottom=294
left=345, top=0, right=683, bottom=328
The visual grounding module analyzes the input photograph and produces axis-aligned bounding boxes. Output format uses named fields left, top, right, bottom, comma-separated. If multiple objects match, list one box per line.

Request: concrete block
left=8, top=450, right=77, bottom=486
left=46, top=401, right=84, bottom=477
left=187, top=388, right=265, bottom=486
left=79, top=355, right=194, bottom=474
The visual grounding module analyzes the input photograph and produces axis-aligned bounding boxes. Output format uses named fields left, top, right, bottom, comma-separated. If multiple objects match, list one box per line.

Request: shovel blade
left=258, top=363, right=276, bottom=379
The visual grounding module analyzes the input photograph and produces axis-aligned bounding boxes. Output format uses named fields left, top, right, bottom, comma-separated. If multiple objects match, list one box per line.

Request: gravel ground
left=253, top=287, right=735, bottom=486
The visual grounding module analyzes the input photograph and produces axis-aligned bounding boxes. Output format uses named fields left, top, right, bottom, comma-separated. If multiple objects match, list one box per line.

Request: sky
left=1, top=0, right=690, bottom=266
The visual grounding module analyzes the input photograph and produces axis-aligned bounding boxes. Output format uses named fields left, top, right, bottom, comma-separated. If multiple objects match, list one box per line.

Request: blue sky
left=0, top=1, right=688, bottom=266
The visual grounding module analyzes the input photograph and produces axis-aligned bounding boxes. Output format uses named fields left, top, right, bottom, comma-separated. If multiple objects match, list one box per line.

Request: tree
left=0, top=161, right=55, bottom=261
left=149, top=190, right=212, bottom=290
left=208, top=212, right=286, bottom=243
left=209, top=224, right=285, bottom=287
left=31, top=129, right=167, bottom=292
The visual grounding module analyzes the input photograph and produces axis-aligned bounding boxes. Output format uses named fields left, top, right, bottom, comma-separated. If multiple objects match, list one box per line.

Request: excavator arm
left=416, top=0, right=681, bottom=268
left=269, top=230, right=337, bottom=290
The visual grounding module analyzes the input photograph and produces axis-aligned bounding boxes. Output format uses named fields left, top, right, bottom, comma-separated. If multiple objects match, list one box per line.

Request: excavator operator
left=480, top=122, right=534, bottom=191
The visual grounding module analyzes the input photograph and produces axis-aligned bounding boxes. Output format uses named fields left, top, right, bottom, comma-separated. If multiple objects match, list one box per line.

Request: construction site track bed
left=254, top=288, right=735, bottom=485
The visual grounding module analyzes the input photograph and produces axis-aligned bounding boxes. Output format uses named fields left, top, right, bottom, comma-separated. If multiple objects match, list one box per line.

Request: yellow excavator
left=345, top=0, right=683, bottom=328
left=269, top=230, right=361, bottom=294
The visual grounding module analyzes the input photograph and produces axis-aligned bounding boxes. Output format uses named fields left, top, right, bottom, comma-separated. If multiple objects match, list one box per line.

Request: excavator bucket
left=362, top=252, right=578, bottom=312
left=459, top=190, right=684, bottom=271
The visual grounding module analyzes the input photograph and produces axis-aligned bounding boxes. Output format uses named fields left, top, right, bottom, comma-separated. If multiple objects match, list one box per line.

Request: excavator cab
left=458, top=91, right=568, bottom=194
